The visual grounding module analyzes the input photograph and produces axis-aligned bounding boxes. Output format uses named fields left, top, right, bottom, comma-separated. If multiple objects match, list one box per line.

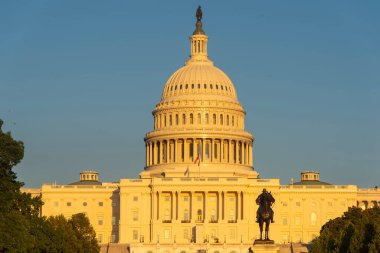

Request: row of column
left=153, top=191, right=244, bottom=222
left=145, top=138, right=252, bottom=167
left=358, top=200, right=379, bottom=209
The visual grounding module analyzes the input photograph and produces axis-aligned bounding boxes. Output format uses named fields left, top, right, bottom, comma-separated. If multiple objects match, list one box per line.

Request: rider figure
left=256, top=188, right=275, bottom=223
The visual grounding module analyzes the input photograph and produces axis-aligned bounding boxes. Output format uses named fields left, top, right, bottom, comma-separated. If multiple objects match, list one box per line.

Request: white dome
left=161, top=64, right=238, bottom=102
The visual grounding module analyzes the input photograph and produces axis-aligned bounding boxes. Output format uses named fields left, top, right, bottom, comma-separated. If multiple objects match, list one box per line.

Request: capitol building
left=25, top=7, right=379, bottom=253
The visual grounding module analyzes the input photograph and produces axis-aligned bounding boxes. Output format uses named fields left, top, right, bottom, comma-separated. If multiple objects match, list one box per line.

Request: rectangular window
left=197, top=113, right=201, bottom=124
left=133, top=211, right=138, bottom=221
left=295, top=201, right=301, bottom=207
left=112, top=202, right=116, bottom=207
left=111, top=234, right=116, bottom=243
left=184, top=229, right=189, bottom=239
left=98, top=216, right=103, bottom=226
left=282, top=202, right=288, bottom=207
left=98, top=234, right=103, bottom=243
left=283, top=217, right=288, bottom=225
left=229, top=229, right=235, bottom=240
left=184, top=196, right=189, bottom=202
left=98, top=202, right=103, bottom=206
left=197, top=196, right=202, bottom=201
left=184, top=209, right=189, bottom=221
left=66, top=202, right=71, bottom=207
left=164, top=229, right=170, bottom=239
left=112, top=216, right=116, bottom=226
left=133, top=196, right=138, bottom=202
left=133, top=230, right=138, bottom=240
left=214, top=143, right=218, bottom=159
left=176, top=114, right=179, bottom=125
left=54, top=201, right=59, bottom=207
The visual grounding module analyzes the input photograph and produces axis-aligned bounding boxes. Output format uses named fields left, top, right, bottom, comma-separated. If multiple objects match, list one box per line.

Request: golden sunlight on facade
left=24, top=7, right=379, bottom=253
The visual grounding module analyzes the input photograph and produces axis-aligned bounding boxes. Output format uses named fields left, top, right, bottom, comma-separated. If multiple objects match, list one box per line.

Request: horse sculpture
left=256, top=189, right=275, bottom=241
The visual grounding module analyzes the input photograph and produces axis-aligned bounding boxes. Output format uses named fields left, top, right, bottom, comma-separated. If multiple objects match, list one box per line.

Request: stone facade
left=23, top=8, right=379, bottom=253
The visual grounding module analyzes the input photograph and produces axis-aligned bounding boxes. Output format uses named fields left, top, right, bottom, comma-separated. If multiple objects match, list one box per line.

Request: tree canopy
left=311, top=206, right=380, bottom=253
left=0, top=119, right=99, bottom=253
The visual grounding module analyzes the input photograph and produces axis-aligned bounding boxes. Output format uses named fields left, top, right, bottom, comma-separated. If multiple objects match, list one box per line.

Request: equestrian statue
left=256, top=188, right=275, bottom=241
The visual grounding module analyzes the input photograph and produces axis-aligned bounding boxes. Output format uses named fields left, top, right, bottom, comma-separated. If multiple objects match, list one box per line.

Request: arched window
left=216, top=84, right=219, bottom=90
left=213, top=114, right=216, bottom=125
left=226, top=115, right=229, bottom=126
left=220, top=114, right=223, bottom=125
left=310, top=212, right=317, bottom=225
left=192, top=84, right=194, bottom=89
left=185, top=84, right=188, bottom=89
left=198, top=83, right=200, bottom=89
left=175, top=114, right=179, bottom=125
left=221, top=86, right=224, bottom=90
left=204, top=83, right=207, bottom=89
left=182, top=114, right=186, bottom=124
left=210, top=84, right=213, bottom=89
left=197, top=113, right=202, bottom=124
left=175, top=85, right=177, bottom=90
left=205, top=113, right=209, bottom=124
left=169, top=115, right=172, bottom=126
left=190, top=114, right=194, bottom=124
left=164, top=115, right=167, bottom=127
left=180, top=84, right=182, bottom=90
left=232, top=116, right=234, bottom=126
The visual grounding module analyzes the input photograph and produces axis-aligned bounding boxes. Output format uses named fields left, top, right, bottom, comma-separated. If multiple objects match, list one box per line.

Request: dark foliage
left=310, top=206, right=380, bottom=253
left=0, top=119, right=100, bottom=253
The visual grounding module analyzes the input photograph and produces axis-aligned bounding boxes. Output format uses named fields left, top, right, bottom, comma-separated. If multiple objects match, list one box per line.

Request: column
left=237, top=191, right=240, bottom=220
left=229, top=140, right=233, bottom=164
left=159, top=141, right=163, bottom=164
left=220, top=139, right=223, bottom=163
left=218, top=191, right=222, bottom=221
left=171, top=192, right=174, bottom=220
left=154, top=142, right=158, bottom=165
left=193, top=138, right=196, bottom=162
left=202, top=139, right=205, bottom=162
left=211, top=139, right=214, bottom=162
left=145, top=143, right=148, bottom=166
left=150, top=142, right=153, bottom=166
left=190, top=192, right=193, bottom=220
left=244, top=143, right=249, bottom=165
left=184, top=139, right=188, bottom=163
left=249, top=143, right=253, bottom=166
left=174, top=139, right=178, bottom=163
left=156, top=191, right=160, bottom=220
left=203, top=192, right=207, bottom=221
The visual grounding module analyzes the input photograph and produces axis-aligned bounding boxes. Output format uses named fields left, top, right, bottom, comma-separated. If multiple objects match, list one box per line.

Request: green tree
left=311, top=206, right=380, bottom=253
left=0, top=119, right=100, bottom=252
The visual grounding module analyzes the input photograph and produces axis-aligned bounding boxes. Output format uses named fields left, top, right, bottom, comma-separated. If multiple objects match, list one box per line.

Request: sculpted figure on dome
left=196, top=6, right=203, bottom=21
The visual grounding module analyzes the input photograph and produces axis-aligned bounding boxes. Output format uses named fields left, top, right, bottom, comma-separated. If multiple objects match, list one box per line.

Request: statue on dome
left=255, top=188, right=275, bottom=241
left=196, top=6, right=203, bottom=21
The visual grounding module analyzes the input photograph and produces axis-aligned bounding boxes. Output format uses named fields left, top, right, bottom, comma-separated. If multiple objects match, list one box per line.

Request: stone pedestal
left=251, top=240, right=279, bottom=253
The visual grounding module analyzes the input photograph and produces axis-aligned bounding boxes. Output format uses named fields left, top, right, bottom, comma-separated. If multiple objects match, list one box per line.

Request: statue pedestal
left=251, top=240, right=279, bottom=253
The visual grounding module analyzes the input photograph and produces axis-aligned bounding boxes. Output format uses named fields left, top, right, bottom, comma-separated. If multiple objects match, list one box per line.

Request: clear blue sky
left=0, top=1, right=379, bottom=188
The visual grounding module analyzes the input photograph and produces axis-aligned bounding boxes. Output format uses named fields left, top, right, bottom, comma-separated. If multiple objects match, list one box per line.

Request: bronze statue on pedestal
left=255, top=188, right=275, bottom=241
